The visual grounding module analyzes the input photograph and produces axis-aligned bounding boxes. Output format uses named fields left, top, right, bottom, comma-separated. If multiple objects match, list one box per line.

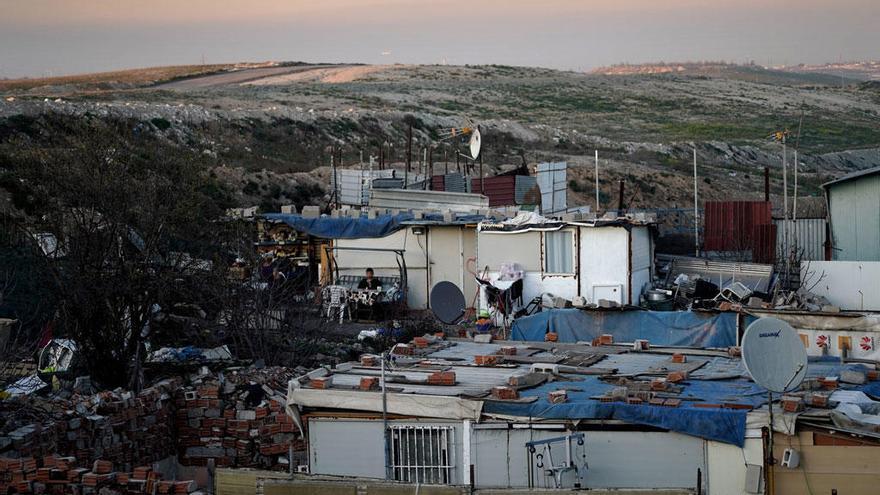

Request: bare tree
left=2, top=117, right=235, bottom=389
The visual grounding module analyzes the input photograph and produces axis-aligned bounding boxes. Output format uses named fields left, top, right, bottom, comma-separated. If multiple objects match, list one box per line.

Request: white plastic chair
left=323, top=285, right=351, bottom=323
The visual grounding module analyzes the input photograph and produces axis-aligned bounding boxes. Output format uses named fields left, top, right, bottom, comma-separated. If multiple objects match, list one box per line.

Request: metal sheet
left=368, top=189, right=489, bottom=212
left=703, top=201, right=774, bottom=263
left=514, top=175, right=540, bottom=205
left=537, top=162, right=567, bottom=214
left=667, top=256, right=775, bottom=293
left=471, top=175, right=516, bottom=207
left=774, top=218, right=826, bottom=262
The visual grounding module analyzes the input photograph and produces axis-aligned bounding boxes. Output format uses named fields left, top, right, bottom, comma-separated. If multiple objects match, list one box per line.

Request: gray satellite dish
left=430, top=281, right=466, bottom=324
left=469, top=128, right=482, bottom=160
left=741, top=317, right=807, bottom=393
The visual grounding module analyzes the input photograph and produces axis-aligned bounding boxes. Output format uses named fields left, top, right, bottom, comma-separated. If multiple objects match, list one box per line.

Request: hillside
left=2, top=63, right=879, bottom=213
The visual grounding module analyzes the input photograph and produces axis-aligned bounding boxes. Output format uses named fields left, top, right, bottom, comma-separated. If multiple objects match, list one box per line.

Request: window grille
left=388, top=425, right=454, bottom=484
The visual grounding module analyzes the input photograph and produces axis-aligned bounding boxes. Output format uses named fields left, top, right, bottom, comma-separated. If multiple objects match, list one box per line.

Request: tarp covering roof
left=511, top=309, right=746, bottom=348
left=482, top=373, right=766, bottom=446
left=287, top=336, right=880, bottom=447
left=263, top=212, right=494, bottom=239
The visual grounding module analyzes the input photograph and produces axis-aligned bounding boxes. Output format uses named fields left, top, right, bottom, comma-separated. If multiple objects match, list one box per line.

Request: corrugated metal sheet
left=431, top=175, right=445, bottom=191
left=774, top=218, right=826, bottom=261
left=514, top=175, right=540, bottom=205
left=704, top=201, right=775, bottom=263
left=827, top=172, right=880, bottom=261
left=471, top=175, right=516, bottom=207
left=537, top=162, right=567, bottom=214
left=667, top=257, right=775, bottom=292
left=331, top=169, right=396, bottom=206
left=444, top=173, right=469, bottom=193
left=372, top=178, right=405, bottom=189
left=369, top=188, right=489, bottom=212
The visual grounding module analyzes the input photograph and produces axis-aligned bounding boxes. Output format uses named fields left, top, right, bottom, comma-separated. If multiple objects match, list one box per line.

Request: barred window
left=389, top=425, right=454, bottom=484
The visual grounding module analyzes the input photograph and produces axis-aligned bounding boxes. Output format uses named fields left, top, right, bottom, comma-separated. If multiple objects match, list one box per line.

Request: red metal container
left=703, top=201, right=775, bottom=263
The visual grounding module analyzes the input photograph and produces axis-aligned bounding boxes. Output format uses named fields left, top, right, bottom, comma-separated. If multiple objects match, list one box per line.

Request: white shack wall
left=800, top=261, right=880, bottom=311
left=706, top=437, right=764, bottom=495
left=308, top=418, right=465, bottom=484
left=334, top=226, right=478, bottom=310
left=477, top=229, right=578, bottom=306
left=335, top=229, right=429, bottom=309
left=630, top=226, right=654, bottom=304
left=579, top=227, right=630, bottom=304
left=309, top=418, right=708, bottom=490
left=477, top=225, right=654, bottom=307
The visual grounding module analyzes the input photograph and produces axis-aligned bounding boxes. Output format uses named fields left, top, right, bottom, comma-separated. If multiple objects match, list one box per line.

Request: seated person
left=358, top=268, right=381, bottom=290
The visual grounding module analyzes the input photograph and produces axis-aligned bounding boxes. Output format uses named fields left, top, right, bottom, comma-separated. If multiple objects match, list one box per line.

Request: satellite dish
left=469, top=127, right=482, bottom=160
left=741, top=317, right=807, bottom=393
left=430, top=281, right=466, bottom=324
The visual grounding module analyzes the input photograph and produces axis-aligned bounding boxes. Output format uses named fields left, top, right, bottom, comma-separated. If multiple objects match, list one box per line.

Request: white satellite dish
left=469, top=127, right=482, bottom=160
left=741, top=317, right=807, bottom=393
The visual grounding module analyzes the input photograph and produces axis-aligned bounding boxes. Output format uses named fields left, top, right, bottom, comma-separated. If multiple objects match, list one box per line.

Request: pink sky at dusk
left=1, top=0, right=877, bottom=77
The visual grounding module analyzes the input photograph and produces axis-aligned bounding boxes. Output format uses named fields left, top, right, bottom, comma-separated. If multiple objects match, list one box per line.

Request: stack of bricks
left=0, top=378, right=180, bottom=470
left=175, top=377, right=300, bottom=470
left=0, top=455, right=196, bottom=495
left=1, top=368, right=303, bottom=475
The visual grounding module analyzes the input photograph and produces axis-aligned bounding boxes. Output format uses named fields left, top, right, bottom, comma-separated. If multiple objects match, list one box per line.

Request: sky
left=1, top=0, right=878, bottom=78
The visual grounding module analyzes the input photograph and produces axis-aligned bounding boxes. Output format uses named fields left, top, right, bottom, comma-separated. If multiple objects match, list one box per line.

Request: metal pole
left=423, top=147, right=428, bottom=190
left=594, top=150, right=600, bottom=213
left=693, top=147, right=699, bottom=257
left=782, top=137, right=789, bottom=284
left=382, top=353, right=390, bottom=480
left=331, top=150, right=337, bottom=208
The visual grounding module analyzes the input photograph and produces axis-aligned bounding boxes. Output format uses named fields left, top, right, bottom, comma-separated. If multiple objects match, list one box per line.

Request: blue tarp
left=483, top=374, right=766, bottom=446
left=511, top=309, right=750, bottom=348
left=263, top=213, right=415, bottom=239
left=483, top=356, right=880, bottom=446
left=264, top=212, right=494, bottom=239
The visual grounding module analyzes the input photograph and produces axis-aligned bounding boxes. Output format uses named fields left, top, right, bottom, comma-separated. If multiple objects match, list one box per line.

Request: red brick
left=412, top=337, right=429, bottom=348
left=391, top=344, right=413, bottom=356
left=427, top=371, right=456, bottom=386
left=491, top=386, right=519, bottom=400
left=474, top=355, right=499, bottom=366
left=309, top=377, right=333, bottom=389
left=360, top=355, right=378, bottom=366
left=498, top=346, right=517, bottom=356
left=359, top=377, right=380, bottom=391
left=671, top=353, right=687, bottom=364
left=867, top=370, right=879, bottom=381
left=650, top=379, right=668, bottom=391
left=599, top=334, right=614, bottom=345
left=626, top=397, right=643, bottom=405
left=781, top=395, right=805, bottom=413
left=545, top=332, right=558, bottom=342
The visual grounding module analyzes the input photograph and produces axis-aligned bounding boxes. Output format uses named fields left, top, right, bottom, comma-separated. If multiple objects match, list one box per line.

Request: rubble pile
left=1, top=366, right=304, bottom=475
left=0, top=455, right=199, bottom=495
left=175, top=366, right=302, bottom=469
left=0, top=378, right=181, bottom=467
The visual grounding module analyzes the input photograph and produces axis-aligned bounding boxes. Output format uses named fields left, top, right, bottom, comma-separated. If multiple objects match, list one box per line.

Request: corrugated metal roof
left=369, top=188, right=489, bottom=212
left=821, top=165, right=880, bottom=189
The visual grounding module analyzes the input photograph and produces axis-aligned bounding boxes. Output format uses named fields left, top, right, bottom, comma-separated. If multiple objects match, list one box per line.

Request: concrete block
left=280, top=205, right=296, bottom=214
left=301, top=206, right=320, bottom=218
